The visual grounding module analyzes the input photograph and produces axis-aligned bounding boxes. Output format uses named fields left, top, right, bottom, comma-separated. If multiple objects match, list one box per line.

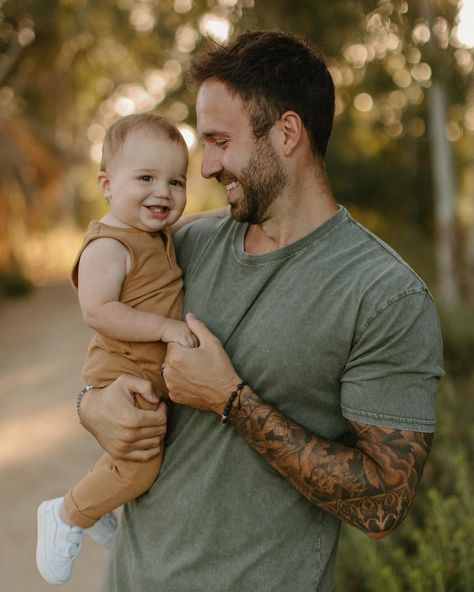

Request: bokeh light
left=455, top=0, right=474, bottom=48
left=198, top=13, right=231, bottom=42
left=354, top=93, right=373, bottom=112
left=178, top=124, right=197, bottom=150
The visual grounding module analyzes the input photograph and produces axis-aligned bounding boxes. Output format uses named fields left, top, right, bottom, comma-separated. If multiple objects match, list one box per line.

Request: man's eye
left=139, top=175, right=153, bottom=182
left=215, top=139, right=228, bottom=147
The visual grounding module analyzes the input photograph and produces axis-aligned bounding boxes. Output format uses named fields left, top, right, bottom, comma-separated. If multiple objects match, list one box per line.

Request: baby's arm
left=170, top=206, right=229, bottom=234
left=78, top=238, right=197, bottom=348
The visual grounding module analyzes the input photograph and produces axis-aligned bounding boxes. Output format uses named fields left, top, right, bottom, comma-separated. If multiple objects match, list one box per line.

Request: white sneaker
left=86, top=511, right=118, bottom=549
left=36, top=497, right=84, bottom=585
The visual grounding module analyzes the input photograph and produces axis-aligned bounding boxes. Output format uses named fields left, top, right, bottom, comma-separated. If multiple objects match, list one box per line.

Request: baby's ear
left=97, top=171, right=112, bottom=199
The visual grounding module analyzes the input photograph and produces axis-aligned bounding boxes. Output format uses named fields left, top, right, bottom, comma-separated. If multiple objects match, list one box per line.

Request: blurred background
left=0, top=0, right=473, bottom=590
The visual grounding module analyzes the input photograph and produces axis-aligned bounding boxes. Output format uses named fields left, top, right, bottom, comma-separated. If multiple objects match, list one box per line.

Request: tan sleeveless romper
left=63, top=221, right=184, bottom=527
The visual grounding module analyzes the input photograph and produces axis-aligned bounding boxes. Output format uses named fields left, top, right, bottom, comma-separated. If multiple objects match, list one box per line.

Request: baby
left=36, top=113, right=198, bottom=585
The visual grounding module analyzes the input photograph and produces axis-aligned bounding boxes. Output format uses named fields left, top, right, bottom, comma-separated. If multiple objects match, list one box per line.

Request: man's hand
left=79, top=374, right=167, bottom=462
left=163, top=313, right=242, bottom=415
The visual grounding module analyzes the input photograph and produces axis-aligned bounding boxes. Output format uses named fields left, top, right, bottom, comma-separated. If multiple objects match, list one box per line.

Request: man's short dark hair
left=189, top=30, right=335, bottom=159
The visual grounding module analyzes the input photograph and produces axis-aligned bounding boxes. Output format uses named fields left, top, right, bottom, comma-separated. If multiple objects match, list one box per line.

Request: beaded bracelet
left=76, top=384, right=94, bottom=417
left=221, top=381, right=247, bottom=425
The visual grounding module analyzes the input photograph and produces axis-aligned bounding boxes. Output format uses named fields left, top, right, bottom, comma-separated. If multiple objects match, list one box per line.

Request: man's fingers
left=120, top=410, right=167, bottom=433
left=113, top=433, right=164, bottom=459
left=120, top=448, right=162, bottom=463
left=186, top=331, right=200, bottom=348
left=120, top=424, right=166, bottom=440
left=118, top=373, right=160, bottom=406
left=185, top=312, right=215, bottom=345
left=127, top=436, right=164, bottom=452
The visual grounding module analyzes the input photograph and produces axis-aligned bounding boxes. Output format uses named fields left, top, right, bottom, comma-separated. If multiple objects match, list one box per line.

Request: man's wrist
left=220, top=381, right=248, bottom=424
left=226, top=385, right=259, bottom=428
left=76, top=384, right=94, bottom=420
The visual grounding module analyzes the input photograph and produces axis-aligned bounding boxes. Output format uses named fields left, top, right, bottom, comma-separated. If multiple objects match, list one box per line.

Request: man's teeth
left=225, top=182, right=239, bottom=191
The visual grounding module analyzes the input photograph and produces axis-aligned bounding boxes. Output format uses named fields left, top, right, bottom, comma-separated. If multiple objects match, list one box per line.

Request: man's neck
left=243, top=171, right=338, bottom=255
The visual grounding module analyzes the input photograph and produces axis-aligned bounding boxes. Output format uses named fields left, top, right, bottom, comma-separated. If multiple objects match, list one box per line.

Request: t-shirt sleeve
left=340, top=290, right=444, bottom=432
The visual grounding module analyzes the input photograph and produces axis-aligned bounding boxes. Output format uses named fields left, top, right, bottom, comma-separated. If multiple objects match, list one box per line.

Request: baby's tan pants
left=63, top=394, right=162, bottom=528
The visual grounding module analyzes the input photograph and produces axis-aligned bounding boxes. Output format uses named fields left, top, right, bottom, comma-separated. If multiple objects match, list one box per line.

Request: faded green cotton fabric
left=101, top=206, right=444, bottom=592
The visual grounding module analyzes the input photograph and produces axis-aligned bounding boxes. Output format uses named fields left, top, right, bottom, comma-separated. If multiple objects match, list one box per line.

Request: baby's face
left=99, top=128, right=188, bottom=233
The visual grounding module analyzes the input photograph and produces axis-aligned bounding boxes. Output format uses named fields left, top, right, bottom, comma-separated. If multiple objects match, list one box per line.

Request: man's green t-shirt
left=102, top=207, right=443, bottom=592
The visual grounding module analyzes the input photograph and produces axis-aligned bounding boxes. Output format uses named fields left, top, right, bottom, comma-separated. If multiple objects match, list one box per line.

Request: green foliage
left=336, top=468, right=474, bottom=591
left=0, top=268, right=32, bottom=299
left=327, top=119, right=435, bottom=236
left=439, top=306, right=474, bottom=377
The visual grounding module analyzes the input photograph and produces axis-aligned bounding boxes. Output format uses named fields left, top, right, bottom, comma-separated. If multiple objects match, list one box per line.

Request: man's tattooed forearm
left=230, top=388, right=432, bottom=536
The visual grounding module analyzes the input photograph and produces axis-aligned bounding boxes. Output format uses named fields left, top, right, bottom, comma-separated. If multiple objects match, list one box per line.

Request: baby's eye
left=139, top=175, right=153, bottom=182
left=170, top=179, right=185, bottom=187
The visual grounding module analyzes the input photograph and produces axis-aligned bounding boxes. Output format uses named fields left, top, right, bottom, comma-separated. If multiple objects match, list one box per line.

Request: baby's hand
left=161, top=319, right=199, bottom=348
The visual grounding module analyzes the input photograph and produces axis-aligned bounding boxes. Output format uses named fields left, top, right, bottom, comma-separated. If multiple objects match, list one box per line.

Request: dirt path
left=0, top=283, right=110, bottom=591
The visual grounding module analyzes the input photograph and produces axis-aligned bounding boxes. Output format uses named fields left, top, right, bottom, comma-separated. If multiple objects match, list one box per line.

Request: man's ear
left=278, top=111, right=303, bottom=156
left=97, top=171, right=112, bottom=199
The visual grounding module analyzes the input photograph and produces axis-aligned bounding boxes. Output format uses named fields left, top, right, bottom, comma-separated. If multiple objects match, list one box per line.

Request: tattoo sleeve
left=229, top=387, right=433, bottom=538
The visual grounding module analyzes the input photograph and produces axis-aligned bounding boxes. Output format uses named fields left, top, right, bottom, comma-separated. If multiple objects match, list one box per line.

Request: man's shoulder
left=173, top=216, right=236, bottom=267
left=342, top=214, right=429, bottom=293
left=174, top=216, right=233, bottom=246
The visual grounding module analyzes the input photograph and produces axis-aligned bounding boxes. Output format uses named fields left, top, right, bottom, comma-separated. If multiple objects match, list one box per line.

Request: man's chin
left=229, top=200, right=265, bottom=224
left=229, top=204, right=244, bottom=222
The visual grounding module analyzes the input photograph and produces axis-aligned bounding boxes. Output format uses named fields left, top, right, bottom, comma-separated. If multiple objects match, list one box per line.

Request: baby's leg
left=37, top=391, right=165, bottom=584
left=62, top=394, right=164, bottom=528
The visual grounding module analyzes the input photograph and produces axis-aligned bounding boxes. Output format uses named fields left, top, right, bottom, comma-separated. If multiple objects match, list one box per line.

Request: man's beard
left=230, top=135, right=288, bottom=225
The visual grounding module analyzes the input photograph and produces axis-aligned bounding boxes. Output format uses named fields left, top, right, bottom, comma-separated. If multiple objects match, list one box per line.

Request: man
left=79, top=31, right=444, bottom=591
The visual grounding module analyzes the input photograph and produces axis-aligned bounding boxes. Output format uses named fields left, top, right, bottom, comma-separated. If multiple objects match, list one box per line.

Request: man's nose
left=201, top=146, right=222, bottom=179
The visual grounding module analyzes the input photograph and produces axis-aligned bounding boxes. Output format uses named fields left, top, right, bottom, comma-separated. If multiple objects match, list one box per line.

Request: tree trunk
left=426, top=80, right=460, bottom=308
left=464, top=77, right=474, bottom=306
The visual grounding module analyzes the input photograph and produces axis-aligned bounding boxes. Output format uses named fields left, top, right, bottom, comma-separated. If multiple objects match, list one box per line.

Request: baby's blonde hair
left=100, top=113, right=187, bottom=171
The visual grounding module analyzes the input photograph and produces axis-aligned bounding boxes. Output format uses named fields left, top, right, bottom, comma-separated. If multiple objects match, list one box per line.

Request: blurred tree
left=421, top=0, right=460, bottom=308
left=0, top=0, right=251, bottom=275
left=250, top=0, right=473, bottom=307
left=1, top=0, right=472, bottom=308
left=466, top=74, right=474, bottom=305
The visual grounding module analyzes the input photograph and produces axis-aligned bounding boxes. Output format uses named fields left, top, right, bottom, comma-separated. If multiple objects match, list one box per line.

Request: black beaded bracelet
left=221, top=381, right=247, bottom=425
left=76, top=384, right=94, bottom=417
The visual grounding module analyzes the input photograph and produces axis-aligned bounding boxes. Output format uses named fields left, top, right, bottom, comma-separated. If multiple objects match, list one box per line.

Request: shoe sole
left=36, top=501, right=68, bottom=585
